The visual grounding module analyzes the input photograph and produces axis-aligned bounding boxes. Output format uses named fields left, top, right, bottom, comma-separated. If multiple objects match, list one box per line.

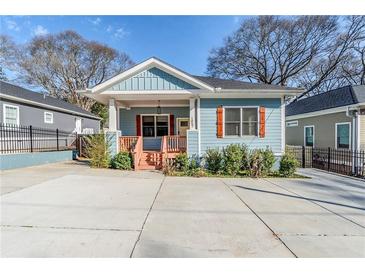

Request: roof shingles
left=286, top=85, right=365, bottom=116
left=0, top=81, right=99, bottom=119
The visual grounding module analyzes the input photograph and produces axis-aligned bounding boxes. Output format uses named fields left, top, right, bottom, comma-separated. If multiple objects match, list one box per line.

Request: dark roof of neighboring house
left=192, top=75, right=303, bottom=91
left=286, top=85, right=365, bottom=116
left=0, top=81, right=100, bottom=119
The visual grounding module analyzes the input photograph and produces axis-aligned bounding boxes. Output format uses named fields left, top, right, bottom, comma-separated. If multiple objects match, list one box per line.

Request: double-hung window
left=142, top=115, right=169, bottom=138
left=224, top=107, right=258, bottom=137
left=304, top=126, right=314, bottom=147
left=336, top=123, right=351, bottom=149
left=3, top=104, right=19, bottom=125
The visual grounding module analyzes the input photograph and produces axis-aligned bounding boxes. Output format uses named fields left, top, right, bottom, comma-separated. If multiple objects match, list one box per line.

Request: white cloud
left=114, top=27, right=128, bottom=39
left=33, top=25, right=49, bottom=36
left=90, top=17, right=101, bottom=26
left=106, top=25, right=113, bottom=32
left=5, top=19, right=21, bottom=31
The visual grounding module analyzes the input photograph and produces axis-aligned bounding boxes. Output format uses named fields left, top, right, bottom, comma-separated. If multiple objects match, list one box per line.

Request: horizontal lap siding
left=119, top=107, right=190, bottom=136
left=200, top=98, right=282, bottom=155
left=359, top=115, right=365, bottom=150
left=187, top=130, right=199, bottom=157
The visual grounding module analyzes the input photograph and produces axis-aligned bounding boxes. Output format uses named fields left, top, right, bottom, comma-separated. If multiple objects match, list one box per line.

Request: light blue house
left=79, top=57, right=303, bottom=170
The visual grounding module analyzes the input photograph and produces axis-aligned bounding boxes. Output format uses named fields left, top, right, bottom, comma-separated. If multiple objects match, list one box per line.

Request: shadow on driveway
left=233, top=185, right=365, bottom=211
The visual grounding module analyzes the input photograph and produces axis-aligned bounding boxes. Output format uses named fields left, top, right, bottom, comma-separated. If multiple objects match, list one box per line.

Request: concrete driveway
left=1, top=162, right=364, bottom=257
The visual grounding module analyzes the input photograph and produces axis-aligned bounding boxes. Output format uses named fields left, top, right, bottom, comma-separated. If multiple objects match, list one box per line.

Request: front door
left=177, top=118, right=189, bottom=137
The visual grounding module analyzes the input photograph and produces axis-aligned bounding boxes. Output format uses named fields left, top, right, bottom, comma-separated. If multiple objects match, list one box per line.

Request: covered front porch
left=108, top=97, right=200, bottom=170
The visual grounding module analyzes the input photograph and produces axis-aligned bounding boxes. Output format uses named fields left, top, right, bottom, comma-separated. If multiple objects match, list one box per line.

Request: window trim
left=335, top=122, right=351, bottom=150
left=304, top=125, right=315, bottom=147
left=44, top=111, right=54, bottom=124
left=140, top=114, right=170, bottom=138
left=222, top=106, right=259, bottom=138
left=3, top=103, right=20, bottom=125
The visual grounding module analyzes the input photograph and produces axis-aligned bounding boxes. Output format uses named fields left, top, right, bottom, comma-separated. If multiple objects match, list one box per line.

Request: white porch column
left=108, top=98, right=117, bottom=131
left=189, top=98, right=196, bottom=130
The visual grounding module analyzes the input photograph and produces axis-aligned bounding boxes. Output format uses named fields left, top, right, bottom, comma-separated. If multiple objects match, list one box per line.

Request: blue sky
left=1, top=16, right=244, bottom=75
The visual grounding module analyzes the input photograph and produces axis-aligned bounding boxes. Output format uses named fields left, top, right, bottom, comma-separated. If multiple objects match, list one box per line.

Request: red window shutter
left=136, top=115, right=141, bottom=136
left=217, top=106, right=223, bottom=138
left=169, top=114, right=175, bottom=135
left=259, top=106, right=266, bottom=138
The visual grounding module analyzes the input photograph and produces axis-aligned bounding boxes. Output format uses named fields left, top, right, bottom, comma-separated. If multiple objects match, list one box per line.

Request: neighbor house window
left=224, top=107, right=258, bottom=137
left=336, top=123, right=351, bottom=149
left=142, top=115, right=169, bottom=138
left=44, top=112, right=53, bottom=124
left=304, top=126, right=314, bottom=147
left=3, top=104, right=19, bottom=125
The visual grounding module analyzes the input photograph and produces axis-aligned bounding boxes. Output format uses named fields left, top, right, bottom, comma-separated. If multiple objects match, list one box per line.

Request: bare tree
left=2, top=31, right=134, bottom=111
left=341, top=41, right=365, bottom=85
left=0, top=35, right=17, bottom=81
left=207, top=16, right=365, bottom=95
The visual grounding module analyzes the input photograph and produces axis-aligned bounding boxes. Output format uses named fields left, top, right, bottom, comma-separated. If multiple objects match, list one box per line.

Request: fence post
left=302, top=146, right=305, bottom=168
left=327, top=147, right=331, bottom=172
left=29, top=125, right=33, bottom=153
left=56, top=129, right=59, bottom=151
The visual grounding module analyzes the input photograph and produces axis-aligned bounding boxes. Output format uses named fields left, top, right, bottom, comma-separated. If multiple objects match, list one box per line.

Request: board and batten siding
left=111, top=68, right=198, bottom=91
left=286, top=111, right=353, bottom=148
left=199, top=98, right=283, bottom=155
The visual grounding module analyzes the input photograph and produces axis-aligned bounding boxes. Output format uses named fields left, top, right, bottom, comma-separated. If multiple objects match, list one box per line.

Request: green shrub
left=204, top=148, right=223, bottom=174
left=175, top=152, right=189, bottom=172
left=223, top=144, right=243, bottom=176
left=279, top=152, right=299, bottom=177
left=249, top=149, right=264, bottom=177
left=84, top=134, right=111, bottom=168
left=110, top=152, right=132, bottom=170
left=241, top=145, right=250, bottom=170
left=262, top=148, right=276, bottom=175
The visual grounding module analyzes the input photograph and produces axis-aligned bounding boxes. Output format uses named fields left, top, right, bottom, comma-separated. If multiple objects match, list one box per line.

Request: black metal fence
left=286, top=145, right=365, bottom=178
left=0, top=123, right=77, bottom=154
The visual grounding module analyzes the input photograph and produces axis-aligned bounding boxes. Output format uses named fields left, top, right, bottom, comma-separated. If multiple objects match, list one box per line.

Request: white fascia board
left=213, top=88, right=304, bottom=95
left=0, top=93, right=100, bottom=120
left=90, top=58, right=214, bottom=93
left=100, top=89, right=202, bottom=95
left=199, top=92, right=285, bottom=98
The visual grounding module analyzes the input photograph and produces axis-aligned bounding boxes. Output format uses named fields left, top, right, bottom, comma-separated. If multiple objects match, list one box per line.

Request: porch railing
left=131, top=136, right=143, bottom=171
left=166, top=135, right=187, bottom=153
left=119, top=136, right=139, bottom=152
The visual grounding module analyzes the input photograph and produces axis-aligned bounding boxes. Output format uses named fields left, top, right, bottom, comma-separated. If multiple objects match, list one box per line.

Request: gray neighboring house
left=286, top=85, right=365, bottom=150
left=0, top=81, right=100, bottom=133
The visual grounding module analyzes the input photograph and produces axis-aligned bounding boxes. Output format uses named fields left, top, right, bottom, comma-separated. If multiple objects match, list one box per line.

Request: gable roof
left=286, top=85, right=365, bottom=117
left=193, top=76, right=302, bottom=91
left=85, top=57, right=303, bottom=94
left=0, top=81, right=100, bottom=119
left=88, top=57, right=214, bottom=93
